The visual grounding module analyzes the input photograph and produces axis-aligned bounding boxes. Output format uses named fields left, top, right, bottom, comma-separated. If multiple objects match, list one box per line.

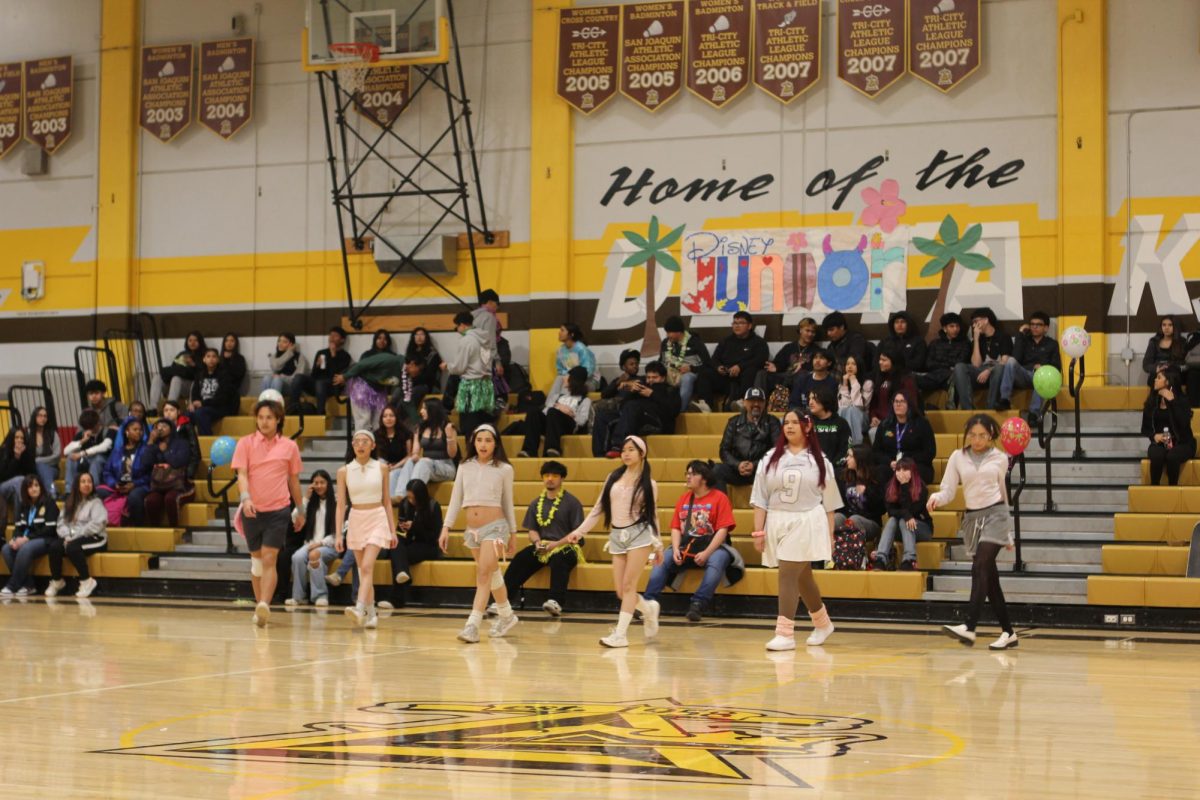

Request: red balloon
left=999, top=416, right=1031, bottom=456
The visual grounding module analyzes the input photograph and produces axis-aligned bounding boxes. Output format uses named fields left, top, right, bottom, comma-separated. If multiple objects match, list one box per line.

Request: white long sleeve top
left=931, top=447, right=1008, bottom=510
left=444, top=459, right=516, bottom=531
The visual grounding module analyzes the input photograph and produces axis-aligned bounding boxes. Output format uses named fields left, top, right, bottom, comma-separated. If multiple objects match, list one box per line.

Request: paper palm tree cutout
left=621, top=216, right=685, bottom=358
left=915, top=215, right=995, bottom=342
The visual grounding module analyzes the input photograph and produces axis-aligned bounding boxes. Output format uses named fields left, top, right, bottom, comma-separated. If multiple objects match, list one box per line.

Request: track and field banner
left=0, top=62, right=20, bottom=159
left=753, top=0, right=821, bottom=103
left=687, top=0, right=751, bottom=108
left=836, top=0, right=905, bottom=99
left=557, top=6, right=620, bottom=114
left=907, top=0, right=981, bottom=92
left=198, top=38, right=254, bottom=140
left=140, top=44, right=194, bottom=143
left=356, top=66, right=411, bottom=127
left=620, top=1, right=685, bottom=112
left=23, top=56, right=72, bottom=154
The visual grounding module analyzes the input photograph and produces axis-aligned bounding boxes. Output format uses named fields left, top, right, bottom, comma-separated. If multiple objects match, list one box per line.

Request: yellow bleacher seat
left=1113, top=513, right=1195, bottom=545
left=1100, top=544, right=1189, bottom=576
left=1086, top=575, right=1146, bottom=605
left=0, top=552, right=150, bottom=579
left=1127, top=487, right=1200, bottom=514
left=1139, top=460, right=1200, bottom=486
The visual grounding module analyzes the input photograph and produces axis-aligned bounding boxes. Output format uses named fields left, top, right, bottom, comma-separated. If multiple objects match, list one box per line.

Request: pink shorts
left=346, top=507, right=393, bottom=551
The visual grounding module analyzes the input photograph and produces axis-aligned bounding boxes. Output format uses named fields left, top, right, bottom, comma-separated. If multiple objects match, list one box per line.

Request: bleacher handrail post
left=1005, top=454, right=1026, bottom=573
left=1067, top=355, right=1086, bottom=459
left=207, top=464, right=240, bottom=555
left=1037, top=399, right=1059, bottom=513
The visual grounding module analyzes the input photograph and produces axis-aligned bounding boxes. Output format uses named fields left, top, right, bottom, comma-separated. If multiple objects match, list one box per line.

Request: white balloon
left=1061, top=326, right=1091, bottom=359
left=258, top=388, right=285, bottom=406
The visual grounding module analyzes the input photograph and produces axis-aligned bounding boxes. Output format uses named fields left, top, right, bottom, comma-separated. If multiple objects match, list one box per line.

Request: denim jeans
left=1000, top=361, right=1043, bottom=413
left=876, top=517, right=933, bottom=564
left=336, top=548, right=359, bottom=596
left=2, top=537, right=52, bottom=592
left=393, top=458, right=456, bottom=488
left=35, top=462, right=58, bottom=499
left=952, top=362, right=1003, bottom=409
left=261, top=374, right=299, bottom=396
left=834, top=513, right=881, bottom=542
left=839, top=406, right=867, bottom=445
left=64, top=456, right=105, bottom=494
left=643, top=545, right=732, bottom=606
left=676, top=371, right=698, bottom=411
left=292, top=544, right=338, bottom=601
left=0, top=475, right=25, bottom=518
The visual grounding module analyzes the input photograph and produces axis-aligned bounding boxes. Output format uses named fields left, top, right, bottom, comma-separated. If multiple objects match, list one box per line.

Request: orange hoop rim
left=329, top=42, right=381, bottom=63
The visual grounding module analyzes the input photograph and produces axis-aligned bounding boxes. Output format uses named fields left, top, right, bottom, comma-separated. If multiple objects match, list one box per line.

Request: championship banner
left=687, top=0, right=751, bottom=108
left=140, top=44, right=194, bottom=143
left=23, top=56, right=72, bottom=154
left=837, top=0, right=905, bottom=99
left=557, top=6, right=620, bottom=114
left=199, top=38, right=254, bottom=140
left=0, top=62, right=20, bottom=159
left=356, top=65, right=411, bottom=128
left=907, top=0, right=981, bottom=92
left=620, top=1, right=685, bottom=112
left=753, top=0, right=821, bottom=103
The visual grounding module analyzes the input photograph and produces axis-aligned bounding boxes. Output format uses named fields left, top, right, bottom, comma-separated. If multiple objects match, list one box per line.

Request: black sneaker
left=686, top=602, right=703, bottom=622
left=900, top=559, right=916, bottom=571
left=873, top=555, right=889, bottom=571
left=993, top=399, right=1011, bottom=411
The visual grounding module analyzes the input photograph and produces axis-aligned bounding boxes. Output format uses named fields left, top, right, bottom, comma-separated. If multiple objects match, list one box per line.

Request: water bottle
left=1163, top=427, right=1174, bottom=450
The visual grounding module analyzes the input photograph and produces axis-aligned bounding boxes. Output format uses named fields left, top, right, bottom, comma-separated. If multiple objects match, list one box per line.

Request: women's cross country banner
left=907, top=0, right=981, bottom=92
left=620, top=1, right=685, bottom=112
left=0, top=62, right=20, bottom=159
left=140, top=44, right=194, bottom=143
left=557, top=5, right=621, bottom=114
left=23, top=56, right=72, bottom=154
left=198, top=38, right=254, bottom=140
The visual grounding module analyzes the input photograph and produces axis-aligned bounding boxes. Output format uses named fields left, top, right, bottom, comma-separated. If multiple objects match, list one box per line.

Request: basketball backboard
left=304, top=0, right=449, bottom=69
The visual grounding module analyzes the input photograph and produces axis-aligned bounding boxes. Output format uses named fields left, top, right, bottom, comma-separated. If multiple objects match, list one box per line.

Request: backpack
left=768, top=383, right=791, bottom=414
left=832, top=522, right=866, bottom=570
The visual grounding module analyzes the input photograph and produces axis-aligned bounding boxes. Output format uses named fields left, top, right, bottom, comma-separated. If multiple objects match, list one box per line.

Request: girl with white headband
left=336, top=429, right=397, bottom=629
left=564, top=435, right=660, bottom=648
left=439, top=423, right=519, bottom=643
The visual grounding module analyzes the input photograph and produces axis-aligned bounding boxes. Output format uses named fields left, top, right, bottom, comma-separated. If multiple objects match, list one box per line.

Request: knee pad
left=490, top=570, right=505, bottom=591
left=250, top=556, right=263, bottom=578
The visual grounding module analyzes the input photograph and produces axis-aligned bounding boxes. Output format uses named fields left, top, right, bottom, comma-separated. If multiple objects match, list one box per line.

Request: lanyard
left=895, top=421, right=908, bottom=444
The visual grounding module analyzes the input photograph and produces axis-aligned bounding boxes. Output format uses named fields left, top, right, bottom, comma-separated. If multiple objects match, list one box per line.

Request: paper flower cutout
left=786, top=232, right=808, bottom=251
left=860, top=179, right=908, bottom=233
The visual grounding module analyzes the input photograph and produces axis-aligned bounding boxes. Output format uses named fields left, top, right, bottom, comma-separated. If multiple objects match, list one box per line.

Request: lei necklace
left=535, top=490, right=563, bottom=528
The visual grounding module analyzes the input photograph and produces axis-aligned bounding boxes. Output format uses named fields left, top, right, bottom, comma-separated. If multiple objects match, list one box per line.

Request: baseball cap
left=744, top=387, right=766, bottom=401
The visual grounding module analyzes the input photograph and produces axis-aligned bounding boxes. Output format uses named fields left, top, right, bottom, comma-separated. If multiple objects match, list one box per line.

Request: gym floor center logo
left=103, top=699, right=885, bottom=788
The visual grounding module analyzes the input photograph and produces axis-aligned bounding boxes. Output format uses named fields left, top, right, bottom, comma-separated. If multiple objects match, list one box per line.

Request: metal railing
left=74, top=345, right=123, bottom=403
left=1005, top=455, right=1027, bottom=573
left=6, top=385, right=51, bottom=436
left=0, top=401, right=20, bottom=441
left=1067, top=355, right=1086, bottom=459
left=1036, top=398, right=1059, bottom=513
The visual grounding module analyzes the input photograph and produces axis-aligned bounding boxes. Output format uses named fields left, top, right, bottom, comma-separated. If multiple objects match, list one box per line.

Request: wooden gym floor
left=1, top=598, right=1197, bottom=798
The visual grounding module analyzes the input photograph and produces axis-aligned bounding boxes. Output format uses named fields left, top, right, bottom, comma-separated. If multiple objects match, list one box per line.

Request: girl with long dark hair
left=835, top=444, right=885, bottom=549
left=751, top=408, right=843, bottom=650
left=285, top=470, right=338, bottom=607
left=565, top=435, right=661, bottom=648
left=28, top=406, right=61, bottom=500
left=406, top=326, right=445, bottom=390
left=930, top=414, right=1018, bottom=650
left=0, top=475, right=58, bottom=597
left=336, top=430, right=398, bottom=630
left=151, top=331, right=206, bottom=407
left=48, top=471, right=107, bottom=598
left=375, top=405, right=413, bottom=501
left=220, top=332, right=248, bottom=394
left=1143, top=314, right=1188, bottom=386
left=1142, top=367, right=1195, bottom=485
left=391, top=478, right=443, bottom=588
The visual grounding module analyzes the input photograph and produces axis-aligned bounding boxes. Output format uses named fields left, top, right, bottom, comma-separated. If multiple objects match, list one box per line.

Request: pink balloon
left=999, top=416, right=1032, bottom=456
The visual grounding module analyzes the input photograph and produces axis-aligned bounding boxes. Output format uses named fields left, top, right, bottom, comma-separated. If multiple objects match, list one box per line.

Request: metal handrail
left=1067, top=355, right=1086, bottom=459
left=206, top=464, right=240, bottom=555
left=1037, top=399, right=1059, bottom=513
left=1005, top=454, right=1027, bottom=573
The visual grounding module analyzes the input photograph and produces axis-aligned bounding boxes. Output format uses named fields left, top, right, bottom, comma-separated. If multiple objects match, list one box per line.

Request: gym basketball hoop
left=329, top=42, right=380, bottom=94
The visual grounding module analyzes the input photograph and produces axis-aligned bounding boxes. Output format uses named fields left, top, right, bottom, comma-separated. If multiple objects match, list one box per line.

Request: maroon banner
left=753, top=0, right=821, bottom=103
left=837, top=0, right=905, bottom=98
left=620, top=1, right=685, bottom=112
left=23, top=56, right=72, bottom=154
left=908, top=0, right=981, bottom=92
left=199, top=38, right=254, bottom=140
left=140, top=44, right=194, bottom=143
left=356, top=66, right=411, bottom=127
left=557, top=6, right=620, bottom=114
left=0, top=62, right=20, bottom=159
left=687, top=0, right=752, bottom=108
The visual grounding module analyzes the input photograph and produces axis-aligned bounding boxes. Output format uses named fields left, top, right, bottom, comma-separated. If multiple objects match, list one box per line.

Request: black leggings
left=48, top=538, right=106, bottom=581
left=1147, top=441, right=1195, bottom=485
left=966, top=541, right=1012, bottom=634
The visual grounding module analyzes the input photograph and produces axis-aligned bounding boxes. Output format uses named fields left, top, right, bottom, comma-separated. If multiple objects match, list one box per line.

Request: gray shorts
left=244, top=507, right=291, bottom=552
left=606, top=522, right=658, bottom=555
left=464, top=519, right=510, bottom=549
left=960, top=503, right=1012, bottom=557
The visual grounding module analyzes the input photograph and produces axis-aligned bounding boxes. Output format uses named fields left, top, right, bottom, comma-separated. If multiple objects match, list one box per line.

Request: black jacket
left=221, top=353, right=248, bottom=390
left=1142, top=396, right=1195, bottom=447
left=312, top=348, right=353, bottom=383
left=0, top=436, right=36, bottom=483
left=11, top=498, right=58, bottom=541
left=840, top=479, right=886, bottom=526
left=884, top=483, right=933, bottom=525
left=971, top=329, right=1014, bottom=365
left=872, top=415, right=937, bottom=483
left=1012, top=333, right=1062, bottom=371
left=880, top=312, right=927, bottom=371
left=925, top=328, right=972, bottom=372
left=398, top=498, right=444, bottom=548
left=1143, top=334, right=1188, bottom=376
left=812, top=413, right=851, bottom=467
left=827, top=329, right=869, bottom=368
left=190, top=367, right=240, bottom=416
left=629, top=383, right=678, bottom=434
left=712, top=332, right=769, bottom=373
left=772, top=341, right=820, bottom=374
left=719, top=412, right=781, bottom=467
left=602, top=372, right=644, bottom=401
left=174, top=417, right=201, bottom=479
left=661, top=332, right=712, bottom=370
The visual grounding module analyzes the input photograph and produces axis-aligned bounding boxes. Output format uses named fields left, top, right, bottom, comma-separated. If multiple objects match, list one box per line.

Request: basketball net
left=329, top=42, right=380, bottom=96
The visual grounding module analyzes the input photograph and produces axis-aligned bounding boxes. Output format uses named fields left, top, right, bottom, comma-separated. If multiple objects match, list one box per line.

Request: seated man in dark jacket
left=712, top=388, right=781, bottom=492
left=879, top=311, right=926, bottom=373
left=823, top=311, right=870, bottom=368
left=997, top=310, right=1061, bottom=420
left=711, top=311, right=770, bottom=410
left=607, top=362, right=678, bottom=456
left=289, top=326, right=353, bottom=415
left=661, top=316, right=714, bottom=412
left=591, top=350, right=641, bottom=456
left=915, top=312, right=971, bottom=400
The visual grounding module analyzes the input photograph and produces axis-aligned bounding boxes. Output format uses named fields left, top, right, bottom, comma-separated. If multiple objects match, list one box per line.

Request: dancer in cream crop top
left=444, top=459, right=517, bottom=531
left=345, top=458, right=386, bottom=505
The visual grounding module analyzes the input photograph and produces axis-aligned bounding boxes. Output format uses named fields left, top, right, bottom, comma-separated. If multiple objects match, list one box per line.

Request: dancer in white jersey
left=335, top=430, right=397, bottom=629
left=750, top=408, right=843, bottom=650
left=439, top=424, right=519, bottom=643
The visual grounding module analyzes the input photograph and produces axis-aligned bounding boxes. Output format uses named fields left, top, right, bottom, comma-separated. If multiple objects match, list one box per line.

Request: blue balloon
left=210, top=435, right=237, bottom=468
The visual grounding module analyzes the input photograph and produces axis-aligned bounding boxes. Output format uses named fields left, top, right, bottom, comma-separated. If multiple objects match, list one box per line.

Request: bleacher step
left=140, top=569, right=245, bottom=581
left=938, top=560, right=1098, bottom=575
left=948, top=544, right=1102, bottom=565
left=1012, top=488, right=1126, bottom=512
left=156, top=555, right=246, bottom=572
left=1019, top=462, right=1143, bottom=482
left=1056, top=412, right=1143, bottom=432
left=931, top=574, right=1088, bottom=596
left=922, top=590, right=1088, bottom=605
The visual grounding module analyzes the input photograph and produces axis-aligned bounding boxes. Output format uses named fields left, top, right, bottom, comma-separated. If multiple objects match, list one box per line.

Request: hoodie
left=881, top=312, right=927, bottom=371
left=102, top=418, right=154, bottom=491
left=447, top=327, right=495, bottom=381
left=924, top=326, right=972, bottom=373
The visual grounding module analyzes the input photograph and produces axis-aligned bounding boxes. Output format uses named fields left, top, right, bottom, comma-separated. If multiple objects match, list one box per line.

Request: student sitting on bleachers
left=285, top=470, right=336, bottom=607
left=915, top=312, right=971, bottom=405
left=150, top=331, right=205, bottom=409
left=997, top=311, right=1061, bottom=422
left=809, top=386, right=850, bottom=468
left=604, top=362, right=678, bottom=457
left=661, top=316, right=714, bottom=412
left=868, top=346, right=919, bottom=435
left=261, top=332, right=310, bottom=396
left=592, top=351, right=643, bottom=456
left=519, top=366, right=593, bottom=459
left=0, top=428, right=36, bottom=530
left=84, top=379, right=127, bottom=433
left=392, top=398, right=458, bottom=489
left=142, top=419, right=194, bottom=528
left=28, top=406, right=61, bottom=500
left=551, top=323, right=600, bottom=396
left=375, top=405, right=413, bottom=502
left=405, top=326, right=445, bottom=393
left=758, top=318, right=820, bottom=409
left=395, top=357, right=429, bottom=423
left=834, top=445, right=885, bottom=549
left=872, top=390, right=937, bottom=485
left=289, top=326, right=352, bottom=416
left=97, top=417, right=153, bottom=527
left=160, top=400, right=200, bottom=480
left=712, top=388, right=780, bottom=493
left=874, top=457, right=932, bottom=571
left=64, top=409, right=111, bottom=494
left=952, top=307, right=1012, bottom=410
left=880, top=311, right=927, bottom=374
left=390, top=477, right=444, bottom=591
left=643, top=460, right=743, bottom=623
left=1143, top=315, right=1188, bottom=388
left=0, top=475, right=57, bottom=598
left=790, top=348, right=838, bottom=410
left=46, top=472, right=107, bottom=599
left=837, top=354, right=873, bottom=445
left=220, top=332, right=249, bottom=396
left=1142, top=367, right=1195, bottom=486
left=189, top=348, right=240, bottom=435
left=128, top=401, right=148, bottom=426
left=712, top=311, right=770, bottom=411
left=822, top=311, right=870, bottom=369
left=499, top=462, right=583, bottom=616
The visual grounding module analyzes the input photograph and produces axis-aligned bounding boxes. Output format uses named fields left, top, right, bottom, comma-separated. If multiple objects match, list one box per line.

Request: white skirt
left=763, top=506, right=832, bottom=567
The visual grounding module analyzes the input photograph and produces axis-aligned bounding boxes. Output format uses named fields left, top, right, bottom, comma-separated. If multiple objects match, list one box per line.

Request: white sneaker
left=600, top=631, right=629, bottom=648
left=314, top=596, right=329, bottom=607
left=457, top=622, right=480, bottom=644
left=16, top=586, right=35, bottom=597
left=542, top=599, right=562, bottom=617
left=490, top=613, right=519, bottom=638
left=988, top=631, right=1018, bottom=650
left=766, top=635, right=796, bottom=651
left=642, top=600, right=661, bottom=639
left=0, top=587, right=12, bottom=598
left=344, top=606, right=365, bottom=628
left=694, top=399, right=712, bottom=413
left=377, top=600, right=394, bottom=610
left=253, top=602, right=270, bottom=627
left=943, top=623, right=976, bottom=646
left=364, top=612, right=378, bottom=630
left=806, top=625, right=835, bottom=646
left=395, top=570, right=411, bottom=585
left=485, top=602, right=499, bottom=617
left=325, top=573, right=342, bottom=587
left=284, top=598, right=300, bottom=607
left=45, top=579, right=66, bottom=598
left=75, top=578, right=97, bottom=599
